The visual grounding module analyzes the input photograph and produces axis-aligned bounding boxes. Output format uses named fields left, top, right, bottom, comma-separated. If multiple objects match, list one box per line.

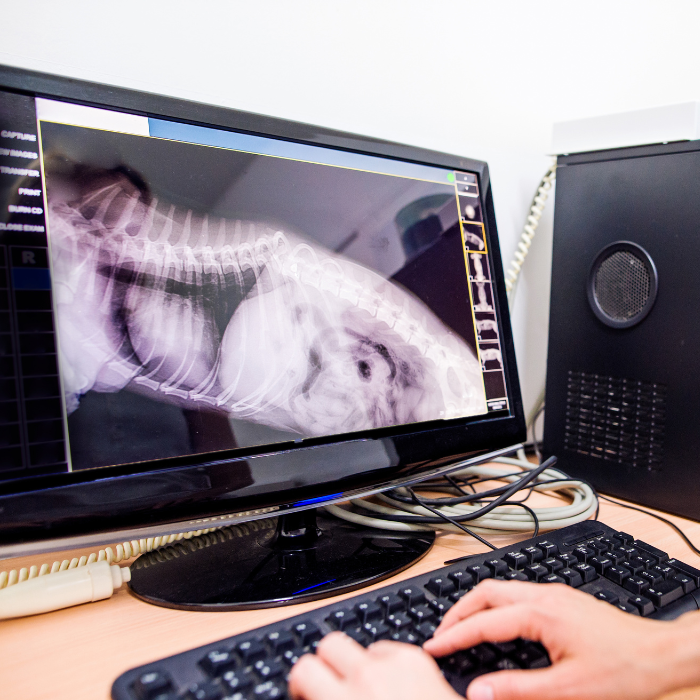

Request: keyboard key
left=254, top=659, right=285, bottom=680
left=344, top=628, right=369, bottom=646
left=624, top=558, right=645, bottom=575
left=652, top=565, right=677, bottom=581
left=504, top=551, right=529, bottom=569
left=639, top=570, right=663, bottom=587
left=440, top=650, right=475, bottom=675
left=542, top=574, right=565, bottom=584
left=354, top=601, right=383, bottom=624
left=252, top=679, right=286, bottom=699
left=222, top=670, right=256, bottom=693
left=391, top=630, right=422, bottom=645
left=281, top=649, right=304, bottom=667
left=236, top=640, right=267, bottom=665
left=428, top=597, right=453, bottom=617
left=377, top=593, right=404, bottom=614
left=504, top=570, right=529, bottom=581
left=485, top=559, right=509, bottom=577
left=326, top=609, right=359, bottom=630
left=558, top=568, right=583, bottom=587
left=184, top=682, right=224, bottom=700
left=608, top=549, right=627, bottom=564
left=398, top=586, right=427, bottom=607
left=556, top=553, right=578, bottom=567
left=573, top=546, right=594, bottom=563
left=673, top=573, right=697, bottom=594
left=626, top=595, right=655, bottom=616
left=594, top=590, right=618, bottom=605
left=622, top=576, right=649, bottom=595
left=521, top=546, right=544, bottom=564
left=616, top=602, right=640, bottom=615
left=362, top=621, right=391, bottom=641
left=470, top=643, right=499, bottom=667
left=266, top=631, right=296, bottom=655
left=408, top=604, right=436, bottom=623
left=524, top=564, right=548, bottom=582
left=385, top=612, right=412, bottom=631
left=536, top=541, right=559, bottom=557
left=132, top=670, right=174, bottom=700
left=605, top=566, right=632, bottom=585
left=667, top=559, right=700, bottom=585
left=415, top=621, right=438, bottom=641
left=448, top=570, right=474, bottom=590
left=614, top=531, right=634, bottom=545
left=586, top=539, right=609, bottom=555
left=466, top=564, right=493, bottom=583
left=426, top=576, right=456, bottom=597
left=292, top=622, right=322, bottom=646
left=590, top=556, right=613, bottom=574
left=542, top=557, right=564, bottom=573
left=633, top=540, right=669, bottom=563
left=645, top=580, right=684, bottom=608
left=199, top=649, right=237, bottom=676
left=513, top=642, right=549, bottom=669
left=572, top=563, right=597, bottom=583
left=449, top=589, right=468, bottom=602
left=599, top=537, right=618, bottom=550
left=492, top=640, right=519, bottom=656
left=495, top=658, right=521, bottom=670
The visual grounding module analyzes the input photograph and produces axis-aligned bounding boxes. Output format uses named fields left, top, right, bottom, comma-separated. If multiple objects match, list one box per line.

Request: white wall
left=3, top=0, right=699, bottom=419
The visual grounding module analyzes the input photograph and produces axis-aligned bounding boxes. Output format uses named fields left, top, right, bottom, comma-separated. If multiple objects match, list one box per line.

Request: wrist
left=651, top=613, right=700, bottom=696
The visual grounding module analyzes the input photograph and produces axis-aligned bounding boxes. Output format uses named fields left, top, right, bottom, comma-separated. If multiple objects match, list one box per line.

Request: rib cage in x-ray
left=46, top=169, right=486, bottom=437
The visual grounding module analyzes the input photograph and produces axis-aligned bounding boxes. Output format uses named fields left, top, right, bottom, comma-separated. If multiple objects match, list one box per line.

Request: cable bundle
left=326, top=454, right=597, bottom=547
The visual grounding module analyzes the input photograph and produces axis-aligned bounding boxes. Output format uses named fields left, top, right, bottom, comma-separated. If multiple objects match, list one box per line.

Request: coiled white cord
left=325, top=455, right=597, bottom=535
left=505, top=161, right=557, bottom=308
left=0, top=527, right=221, bottom=591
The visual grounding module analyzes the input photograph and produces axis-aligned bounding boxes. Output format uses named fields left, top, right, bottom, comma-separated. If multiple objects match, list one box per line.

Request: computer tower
left=543, top=140, right=700, bottom=520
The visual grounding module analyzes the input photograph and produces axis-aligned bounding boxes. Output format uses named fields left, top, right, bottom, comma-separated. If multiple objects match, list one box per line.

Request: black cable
left=446, top=473, right=476, bottom=495
left=503, top=500, right=539, bottom=538
left=364, top=457, right=557, bottom=526
left=386, top=468, right=549, bottom=507
left=407, top=488, right=498, bottom=551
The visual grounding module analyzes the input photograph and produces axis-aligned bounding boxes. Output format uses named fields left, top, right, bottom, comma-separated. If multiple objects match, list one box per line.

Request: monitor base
left=127, top=509, right=435, bottom=610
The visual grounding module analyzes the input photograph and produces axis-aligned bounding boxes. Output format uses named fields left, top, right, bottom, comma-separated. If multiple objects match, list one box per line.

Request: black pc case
left=543, top=140, right=700, bottom=521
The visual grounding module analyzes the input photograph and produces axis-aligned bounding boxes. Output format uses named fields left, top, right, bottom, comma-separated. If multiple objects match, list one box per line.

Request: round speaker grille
left=594, top=251, right=650, bottom=320
left=587, top=242, right=658, bottom=329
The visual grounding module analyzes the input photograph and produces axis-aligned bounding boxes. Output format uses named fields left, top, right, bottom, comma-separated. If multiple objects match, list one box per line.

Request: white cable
left=0, top=521, right=287, bottom=619
left=325, top=455, right=597, bottom=535
left=505, top=161, right=557, bottom=309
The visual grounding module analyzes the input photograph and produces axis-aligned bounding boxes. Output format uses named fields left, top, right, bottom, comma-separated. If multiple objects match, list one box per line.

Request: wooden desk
left=2, top=494, right=700, bottom=700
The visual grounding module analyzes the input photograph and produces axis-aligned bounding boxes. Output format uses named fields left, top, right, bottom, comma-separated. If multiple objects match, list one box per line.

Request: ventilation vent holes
left=564, top=370, right=666, bottom=472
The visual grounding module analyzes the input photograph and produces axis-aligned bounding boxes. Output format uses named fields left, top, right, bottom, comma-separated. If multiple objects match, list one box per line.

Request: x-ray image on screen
left=40, top=123, right=487, bottom=469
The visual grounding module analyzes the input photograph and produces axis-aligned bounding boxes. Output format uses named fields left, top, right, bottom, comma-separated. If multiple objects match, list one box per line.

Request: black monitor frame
left=0, top=65, right=525, bottom=556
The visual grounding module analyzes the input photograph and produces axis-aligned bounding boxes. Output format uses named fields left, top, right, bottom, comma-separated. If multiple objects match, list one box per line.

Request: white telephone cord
left=0, top=521, right=291, bottom=619
left=505, top=161, right=557, bottom=308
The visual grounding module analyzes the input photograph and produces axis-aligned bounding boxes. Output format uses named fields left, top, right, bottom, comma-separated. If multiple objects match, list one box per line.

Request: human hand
left=424, top=579, right=700, bottom=700
left=287, top=631, right=460, bottom=700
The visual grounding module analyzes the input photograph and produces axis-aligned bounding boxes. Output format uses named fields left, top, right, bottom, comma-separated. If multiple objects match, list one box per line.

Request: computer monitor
left=0, top=65, right=525, bottom=610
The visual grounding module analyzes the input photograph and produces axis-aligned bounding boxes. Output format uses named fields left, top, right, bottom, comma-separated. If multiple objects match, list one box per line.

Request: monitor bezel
left=0, top=65, right=525, bottom=551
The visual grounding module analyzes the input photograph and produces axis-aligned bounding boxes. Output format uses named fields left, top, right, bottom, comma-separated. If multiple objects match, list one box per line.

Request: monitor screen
left=0, top=66, right=524, bottom=554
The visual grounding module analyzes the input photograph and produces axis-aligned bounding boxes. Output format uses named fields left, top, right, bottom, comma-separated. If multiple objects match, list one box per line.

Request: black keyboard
left=112, top=520, right=700, bottom=700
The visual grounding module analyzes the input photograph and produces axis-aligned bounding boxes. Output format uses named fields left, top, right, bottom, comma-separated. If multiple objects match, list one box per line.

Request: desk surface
left=3, top=492, right=700, bottom=700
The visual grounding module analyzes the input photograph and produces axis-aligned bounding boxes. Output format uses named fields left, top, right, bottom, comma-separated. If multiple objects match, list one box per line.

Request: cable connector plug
left=0, top=560, right=130, bottom=620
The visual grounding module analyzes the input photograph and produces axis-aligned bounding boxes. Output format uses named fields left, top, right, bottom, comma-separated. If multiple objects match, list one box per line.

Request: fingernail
left=468, top=682, right=494, bottom=700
